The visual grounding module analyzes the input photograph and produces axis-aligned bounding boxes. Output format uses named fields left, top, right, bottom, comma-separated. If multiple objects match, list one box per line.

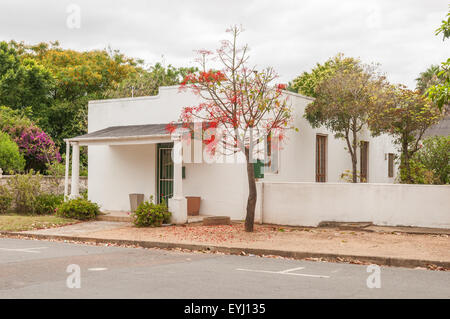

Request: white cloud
left=0, top=0, right=448, bottom=88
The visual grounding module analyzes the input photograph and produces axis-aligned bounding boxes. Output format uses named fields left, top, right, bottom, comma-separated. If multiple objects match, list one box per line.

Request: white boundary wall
left=255, top=182, right=450, bottom=229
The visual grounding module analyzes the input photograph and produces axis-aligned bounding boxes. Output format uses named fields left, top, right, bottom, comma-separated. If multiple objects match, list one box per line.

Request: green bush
left=413, top=136, right=450, bottom=184
left=0, top=132, right=25, bottom=174
left=7, top=171, right=42, bottom=214
left=81, top=189, right=88, bottom=200
left=34, top=193, right=64, bottom=215
left=132, top=196, right=171, bottom=227
left=55, top=197, right=100, bottom=220
left=0, top=185, right=12, bottom=214
left=400, top=160, right=435, bottom=184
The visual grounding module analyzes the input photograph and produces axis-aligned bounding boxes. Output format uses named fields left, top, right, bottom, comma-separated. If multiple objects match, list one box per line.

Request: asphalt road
left=0, top=237, right=449, bottom=299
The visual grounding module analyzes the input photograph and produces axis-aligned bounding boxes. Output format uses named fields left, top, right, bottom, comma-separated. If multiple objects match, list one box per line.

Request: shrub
left=340, top=169, right=366, bottom=183
left=80, top=189, right=88, bottom=200
left=6, top=124, right=61, bottom=172
left=413, top=136, right=450, bottom=184
left=132, top=196, right=171, bottom=227
left=45, top=159, right=66, bottom=194
left=55, top=197, right=100, bottom=220
left=0, top=132, right=25, bottom=174
left=34, top=193, right=64, bottom=215
left=0, top=185, right=12, bottom=214
left=7, top=171, right=42, bottom=214
left=399, top=159, right=436, bottom=184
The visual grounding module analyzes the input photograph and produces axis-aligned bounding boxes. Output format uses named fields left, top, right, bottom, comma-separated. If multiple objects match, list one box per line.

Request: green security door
left=157, top=143, right=174, bottom=204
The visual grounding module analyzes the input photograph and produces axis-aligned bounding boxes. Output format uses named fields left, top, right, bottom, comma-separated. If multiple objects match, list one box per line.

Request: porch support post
left=168, top=135, right=187, bottom=224
left=69, top=141, right=80, bottom=199
left=64, top=140, right=70, bottom=201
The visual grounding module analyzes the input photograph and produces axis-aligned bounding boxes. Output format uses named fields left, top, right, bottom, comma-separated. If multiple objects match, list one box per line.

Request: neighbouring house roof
left=423, top=108, right=450, bottom=138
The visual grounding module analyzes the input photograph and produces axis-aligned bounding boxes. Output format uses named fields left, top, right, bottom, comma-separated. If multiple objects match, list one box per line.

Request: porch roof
left=66, top=123, right=183, bottom=145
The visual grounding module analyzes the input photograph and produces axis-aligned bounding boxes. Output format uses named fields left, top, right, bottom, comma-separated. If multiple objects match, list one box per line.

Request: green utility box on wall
left=253, top=159, right=264, bottom=179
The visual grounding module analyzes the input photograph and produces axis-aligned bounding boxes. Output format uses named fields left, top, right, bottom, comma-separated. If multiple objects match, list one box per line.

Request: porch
left=64, top=123, right=189, bottom=224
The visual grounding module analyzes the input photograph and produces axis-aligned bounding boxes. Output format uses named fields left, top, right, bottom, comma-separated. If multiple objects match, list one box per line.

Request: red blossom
left=165, top=122, right=177, bottom=134
left=277, top=83, right=287, bottom=90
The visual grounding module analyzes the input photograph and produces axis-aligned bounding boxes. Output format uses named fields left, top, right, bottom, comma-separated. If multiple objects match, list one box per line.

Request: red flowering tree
left=179, top=26, right=293, bottom=232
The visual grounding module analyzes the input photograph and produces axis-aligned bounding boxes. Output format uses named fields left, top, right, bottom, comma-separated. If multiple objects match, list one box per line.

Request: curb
left=1, top=231, right=449, bottom=270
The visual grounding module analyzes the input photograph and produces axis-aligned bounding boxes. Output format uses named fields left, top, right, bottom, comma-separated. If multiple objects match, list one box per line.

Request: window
left=265, top=133, right=279, bottom=174
left=360, top=141, right=369, bottom=182
left=316, top=135, right=327, bottom=182
left=388, top=153, right=394, bottom=178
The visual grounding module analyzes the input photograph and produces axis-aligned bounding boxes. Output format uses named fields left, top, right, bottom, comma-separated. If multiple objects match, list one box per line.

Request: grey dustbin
left=129, top=193, right=144, bottom=212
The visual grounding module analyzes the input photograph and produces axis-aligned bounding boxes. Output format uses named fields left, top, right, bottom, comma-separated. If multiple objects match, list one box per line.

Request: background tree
left=8, top=41, right=140, bottom=151
left=288, top=53, right=358, bottom=97
left=179, top=26, right=293, bottom=232
left=416, top=64, right=442, bottom=94
left=426, top=7, right=450, bottom=110
left=3, top=40, right=199, bottom=174
left=107, top=62, right=198, bottom=98
left=435, top=5, right=450, bottom=41
left=0, top=42, right=54, bottom=118
left=368, top=85, right=442, bottom=183
left=304, top=59, right=386, bottom=182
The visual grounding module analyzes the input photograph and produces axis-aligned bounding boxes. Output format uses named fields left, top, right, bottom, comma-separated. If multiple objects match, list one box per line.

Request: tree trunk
left=345, top=129, right=358, bottom=183
left=244, top=149, right=257, bottom=232
left=351, top=123, right=358, bottom=183
left=402, top=137, right=411, bottom=183
left=351, top=156, right=358, bottom=183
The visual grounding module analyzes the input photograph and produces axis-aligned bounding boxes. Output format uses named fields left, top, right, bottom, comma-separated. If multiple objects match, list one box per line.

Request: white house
left=64, top=86, right=405, bottom=225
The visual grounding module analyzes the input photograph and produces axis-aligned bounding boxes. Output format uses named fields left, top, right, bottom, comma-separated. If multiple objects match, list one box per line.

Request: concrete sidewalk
left=2, top=221, right=449, bottom=270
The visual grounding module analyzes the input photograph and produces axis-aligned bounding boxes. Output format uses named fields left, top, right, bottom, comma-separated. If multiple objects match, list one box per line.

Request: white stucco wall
left=88, top=144, right=157, bottom=211
left=257, top=182, right=450, bottom=229
left=86, top=86, right=398, bottom=220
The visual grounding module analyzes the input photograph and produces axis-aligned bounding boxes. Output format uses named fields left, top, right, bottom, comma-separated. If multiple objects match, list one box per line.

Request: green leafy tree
left=426, top=59, right=450, bottom=111
left=416, top=64, right=442, bottom=94
left=304, top=60, right=386, bottom=182
left=9, top=41, right=141, bottom=153
left=435, top=6, right=450, bottom=40
left=0, top=42, right=54, bottom=118
left=11, top=41, right=139, bottom=101
left=368, top=85, right=442, bottom=183
left=426, top=7, right=450, bottom=110
left=0, top=131, right=25, bottom=174
left=0, top=105, right=33, bottom=131
left=288, top=53, right=358, bottom=97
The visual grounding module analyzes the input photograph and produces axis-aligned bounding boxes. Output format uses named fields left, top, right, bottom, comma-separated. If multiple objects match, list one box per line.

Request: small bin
left=129, top=193, right=144, bottom=212
left=186, top=196, right=201, bottom=216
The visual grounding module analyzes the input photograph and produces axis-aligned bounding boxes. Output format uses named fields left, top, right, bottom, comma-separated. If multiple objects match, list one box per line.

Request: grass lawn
left=0, top=214, right=78, bottom=232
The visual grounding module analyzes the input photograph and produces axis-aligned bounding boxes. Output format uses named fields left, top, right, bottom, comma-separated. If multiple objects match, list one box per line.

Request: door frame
left=360, top=141, right=369, bottom=182
left=156, top=142, right=174, bottom=204
left=315, top=134, right=327, bottom=182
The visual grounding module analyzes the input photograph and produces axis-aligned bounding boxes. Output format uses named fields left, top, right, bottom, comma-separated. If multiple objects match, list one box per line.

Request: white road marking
left=278, top=266, right=305, bottom=273
left=236, top=266, right=330, bottom=278
left=0, top=247, right=48, bottom=253
left=88, top=268, right=108, bottom=271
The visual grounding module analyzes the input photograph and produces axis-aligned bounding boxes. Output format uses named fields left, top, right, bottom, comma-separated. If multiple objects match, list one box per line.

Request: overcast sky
left=0, top=0, right=448, bottom=88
